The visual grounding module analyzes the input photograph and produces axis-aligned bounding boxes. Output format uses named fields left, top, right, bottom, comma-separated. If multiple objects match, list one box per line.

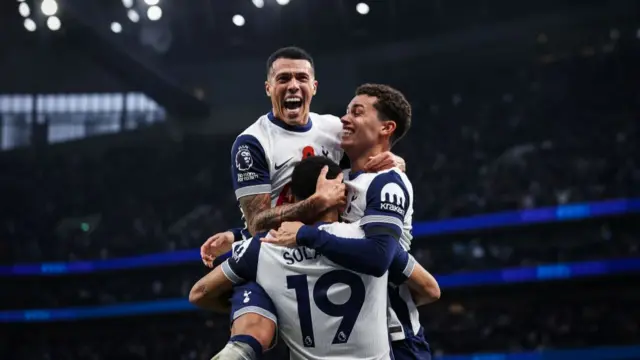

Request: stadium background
left=1, top=0, right=639, bottom=359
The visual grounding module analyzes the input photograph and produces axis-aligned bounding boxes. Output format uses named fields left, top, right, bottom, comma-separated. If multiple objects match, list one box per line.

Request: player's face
left=341, top=95, right=396, bottom=152
left=265, top=58, right=317, bottom=126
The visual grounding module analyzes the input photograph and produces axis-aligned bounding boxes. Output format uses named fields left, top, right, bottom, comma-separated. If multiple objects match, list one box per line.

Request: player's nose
left=286, top=79, right=300, bottom=92
left=340, top=115, right=351, bottom=125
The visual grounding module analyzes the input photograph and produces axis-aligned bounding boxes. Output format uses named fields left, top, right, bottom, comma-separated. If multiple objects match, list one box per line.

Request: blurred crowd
left=2, top=278, right=638, bottom=359
left=3, top=217, right=638, bottom=311
left=1, top=45, right=638, bottom=264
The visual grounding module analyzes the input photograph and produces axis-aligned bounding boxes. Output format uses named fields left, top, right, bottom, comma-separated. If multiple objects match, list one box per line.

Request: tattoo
left=240, top=194, right=324, bottom=235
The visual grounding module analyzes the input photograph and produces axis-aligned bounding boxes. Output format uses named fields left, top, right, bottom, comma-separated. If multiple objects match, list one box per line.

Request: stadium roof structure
left=0, top=0, right=637, bottom=118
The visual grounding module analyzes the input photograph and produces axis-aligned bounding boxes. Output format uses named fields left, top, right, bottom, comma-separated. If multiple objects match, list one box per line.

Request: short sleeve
left=361, top=171, right=410, bottom=238
left=230, top=135, right=271, bottom=200
left=221, top=235, right=263, bottom=284
left=388, top=248, right=416, bottom=285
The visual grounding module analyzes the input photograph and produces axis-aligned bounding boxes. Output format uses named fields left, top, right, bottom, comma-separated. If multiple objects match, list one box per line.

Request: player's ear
left=312, top=80, right=318, bottom=96
left=265, top=81, right=271, bottom=97
left=381, top=120, right=396, bottom=137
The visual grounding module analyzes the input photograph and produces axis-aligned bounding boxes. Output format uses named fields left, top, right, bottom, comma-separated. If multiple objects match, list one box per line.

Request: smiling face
left=265, top=58, right=317, bottom=126
left=341, top=94, right=396, bottom=153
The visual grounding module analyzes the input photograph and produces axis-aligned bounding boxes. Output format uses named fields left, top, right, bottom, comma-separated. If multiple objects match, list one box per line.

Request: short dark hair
left=355, top=83, right=412, bottom=146
left=266, top=46, right=315, bottom=77
left=291, top=156, right=341, bottom=200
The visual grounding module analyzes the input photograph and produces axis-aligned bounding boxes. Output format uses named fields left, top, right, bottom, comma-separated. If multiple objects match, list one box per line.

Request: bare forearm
left=247, top=194, right=326, bottom=235
left=189, top=269, right=234, bottom=313
left=407, top=265, right=441, bottom=306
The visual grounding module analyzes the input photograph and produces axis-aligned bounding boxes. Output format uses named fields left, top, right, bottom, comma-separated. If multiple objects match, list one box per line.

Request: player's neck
left=315, top=210, right=339, bottom=224
left=271, top=109, right=310, bottom=126
left=347, top=143, right=389, bottom=172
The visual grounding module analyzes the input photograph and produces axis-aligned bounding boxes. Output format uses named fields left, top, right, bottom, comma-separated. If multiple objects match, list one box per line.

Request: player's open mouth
left=283, top=97, right=303, bottom=110
left=342, top=128, right=354, bottom=138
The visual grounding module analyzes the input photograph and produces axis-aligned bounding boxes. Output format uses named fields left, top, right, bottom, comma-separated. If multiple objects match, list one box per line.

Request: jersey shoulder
left=317, top=221, right=365, bottom=238
left=236, top=113, right=272, bottom=143
left=309, top=112, right=342, bottom=133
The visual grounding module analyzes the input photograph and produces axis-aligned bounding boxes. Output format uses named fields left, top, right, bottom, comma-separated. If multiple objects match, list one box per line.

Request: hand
left=261, top=221, right=305, bottom=248
left=200, top=231, right=235, bottom=268
left=315, top=166, right=347, bottom=210
left=364, top=152, right=406, bottom=172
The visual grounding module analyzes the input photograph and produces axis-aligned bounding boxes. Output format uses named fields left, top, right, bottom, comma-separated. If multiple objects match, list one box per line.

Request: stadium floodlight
left=127, top=9, right=140, bottom=22
left=122, top=0, right=133, bottom=8
left=41, top=0, right=58, bottom=16
left=18, top=2, right=30, bottom=17
left=275, top=0, right=289, bottom=5
left=356, top=2, right=369, bottom=15
left=147, top=5, right=162, bottom=21
left=144, top=0, right=159, bottom=6
left=232, top=14, right=245, bottom=27
left=252, top=0, right=264, bottom=8
left=24, top=18, right=36, bottom=31
left=47, top=15, right=61, bottom=31
left=111, top=22, right=122, bottom=33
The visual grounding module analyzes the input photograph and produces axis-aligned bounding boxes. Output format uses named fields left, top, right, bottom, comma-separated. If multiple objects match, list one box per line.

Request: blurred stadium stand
left=1, top=0, right=639, bottom=359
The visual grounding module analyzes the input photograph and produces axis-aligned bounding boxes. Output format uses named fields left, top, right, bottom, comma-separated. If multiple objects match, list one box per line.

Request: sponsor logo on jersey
left=380, top=182, right=406, bottom=216
left=235, top=145, right=253, bottom=171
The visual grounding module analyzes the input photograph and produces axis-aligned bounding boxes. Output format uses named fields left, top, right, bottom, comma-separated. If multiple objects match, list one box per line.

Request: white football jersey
left=222, top=222, right=416, bottom=360
left=342, top=168, right=421, bottom=341
left=231, top=111, right=343, bottom=215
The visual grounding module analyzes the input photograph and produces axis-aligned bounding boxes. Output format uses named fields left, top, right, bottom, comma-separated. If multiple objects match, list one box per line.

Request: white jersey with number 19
left=221, top=221, right=416, bottom=360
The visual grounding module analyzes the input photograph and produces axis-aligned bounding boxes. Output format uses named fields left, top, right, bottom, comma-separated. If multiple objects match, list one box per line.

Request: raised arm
left=240, top=192, right=327, bottom=236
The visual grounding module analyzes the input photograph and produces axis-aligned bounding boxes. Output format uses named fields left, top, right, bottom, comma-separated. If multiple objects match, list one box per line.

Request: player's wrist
left=296, top=225, right=319, bottom=248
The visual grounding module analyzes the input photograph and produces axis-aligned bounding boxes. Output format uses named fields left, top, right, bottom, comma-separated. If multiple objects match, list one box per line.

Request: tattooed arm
left=240, top=193, right=328, bottom=236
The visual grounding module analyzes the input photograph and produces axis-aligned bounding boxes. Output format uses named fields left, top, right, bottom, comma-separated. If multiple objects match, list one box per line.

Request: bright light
left=41, top=0, right=58, bottom=16
left=18, top=2, right=30, bottom=17
left=356, top=2, right=369, bottom=15
left=275, top=0, right=289, bottom=5
left=144, top=0, right=159, bottom=5
left=637, top=28, right=640, bottom=40
left=127, top=9, right=140, bottom=22
left=17, top=0, right=26, bottom=2
left=24, top=18, right=36, bottom=31
left=111, top=22, right=122, bottom=33
left=232, top=14, right=245, bottom=27
left=47, top=15, right=61, bottom=31
left=122, top=0, right=133, bottom=8
left=147, top=5, right=162, bottom=21
left=252, top=0, right=264, bottom=8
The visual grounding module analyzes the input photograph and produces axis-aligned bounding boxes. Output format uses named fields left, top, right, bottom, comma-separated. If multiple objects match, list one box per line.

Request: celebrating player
left=190, top=156, right=439, bottom=360
left=265, top=84, right=433, bottom=358
left=200, top=47, right=405, bottom=358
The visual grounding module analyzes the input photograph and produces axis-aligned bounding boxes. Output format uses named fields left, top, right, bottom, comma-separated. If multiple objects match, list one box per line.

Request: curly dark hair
left=355, top=83, right=412, bottom=146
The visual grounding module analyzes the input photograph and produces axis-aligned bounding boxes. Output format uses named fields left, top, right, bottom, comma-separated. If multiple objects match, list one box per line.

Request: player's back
left=254, top=222, right=392, bottom=360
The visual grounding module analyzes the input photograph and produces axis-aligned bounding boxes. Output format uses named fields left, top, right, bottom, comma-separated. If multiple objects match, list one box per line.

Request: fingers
left=335, top=172, right=344, bottom=183
left=318, top=166, right=328, bottom=180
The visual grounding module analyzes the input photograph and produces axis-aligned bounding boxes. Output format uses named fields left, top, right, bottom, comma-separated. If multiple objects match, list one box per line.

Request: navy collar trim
left=267, top=112, right=313, bottom=133
left=348, top=170, right=365, bottom=181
